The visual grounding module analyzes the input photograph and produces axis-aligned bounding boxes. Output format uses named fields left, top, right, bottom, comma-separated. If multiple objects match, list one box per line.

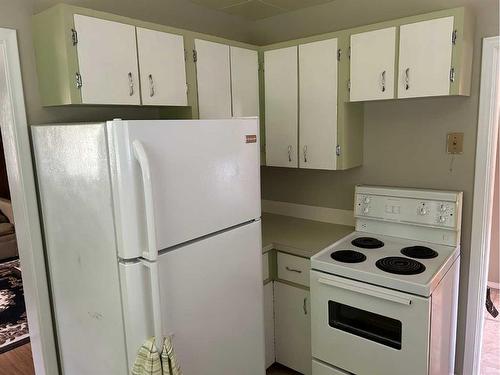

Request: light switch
left=447, top=133, right=464, bottom=154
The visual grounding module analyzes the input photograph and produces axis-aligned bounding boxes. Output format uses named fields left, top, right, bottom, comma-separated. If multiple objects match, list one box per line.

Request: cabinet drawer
left=312, top=360, right=351, bottom=375
left=263, top=252, right=270, bottom=281
left=277, top=252, right=310, bottom=287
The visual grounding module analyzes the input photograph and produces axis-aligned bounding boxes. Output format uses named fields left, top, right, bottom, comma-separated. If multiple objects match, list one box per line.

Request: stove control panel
left=355, top=194, right=458, bottom=229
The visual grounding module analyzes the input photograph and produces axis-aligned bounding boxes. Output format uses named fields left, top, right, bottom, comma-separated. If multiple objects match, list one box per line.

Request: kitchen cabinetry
left=230, top=46, right=259, bottom=117
left=73, top=15, right=140, bottom=105
left=398, top=16, right=455, bottom=98
left=264, top=47, right=299, bottom=168
left=263, top=281, right=275, bottom=369
left=350, top=27, right=397, bottom=101
left=136, top=28, right=187, bottom=106
left=275, top=282, right=311, bottom=375
left=299, top=38, right=338, bottom=170
left=195, top=39, right=232, bottom=119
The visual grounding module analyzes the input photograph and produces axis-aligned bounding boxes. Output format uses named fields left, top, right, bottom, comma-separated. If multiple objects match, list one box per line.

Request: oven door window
left=328, top=301, right=402, bottom=350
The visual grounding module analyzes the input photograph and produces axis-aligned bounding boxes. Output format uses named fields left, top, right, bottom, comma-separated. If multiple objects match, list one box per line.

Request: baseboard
left=261, top=200, right=355, bottom=227
left=488, top=281, right=500, bottom=290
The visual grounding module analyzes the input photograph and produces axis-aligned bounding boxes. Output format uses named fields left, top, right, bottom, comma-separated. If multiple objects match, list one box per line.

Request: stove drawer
left=312, top=360, right=352, bottom=375
left=277, top=252, right=310, bottom=286
left=310, top=270, right=431, bottom=375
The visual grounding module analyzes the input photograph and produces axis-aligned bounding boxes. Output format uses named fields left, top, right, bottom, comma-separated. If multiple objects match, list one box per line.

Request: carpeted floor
left=0, top=258, right=29, bottom=354
left=482, top=287, right=500, bottom=374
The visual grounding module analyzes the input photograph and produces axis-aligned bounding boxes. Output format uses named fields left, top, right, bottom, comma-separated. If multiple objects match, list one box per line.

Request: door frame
left=0, top=28, right=59, bottom=374
left=463, top=36, right=500, bottom=375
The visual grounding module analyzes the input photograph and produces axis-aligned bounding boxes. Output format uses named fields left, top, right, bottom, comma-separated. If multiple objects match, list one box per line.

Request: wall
left=0, top=0, right=255, bottom=126
left=489, top=138, right=499, bottom=286
left=256, top=0, right=498, bottom=373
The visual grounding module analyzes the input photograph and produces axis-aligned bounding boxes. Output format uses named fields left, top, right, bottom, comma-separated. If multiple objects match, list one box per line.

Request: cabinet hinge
left=186, top=83, right=189, bottom=94
left=452, top=29, right=458, bottom=45
left=184, top=49, right=187, bottom=62
left=337, top=49, right=341, bottom=61
left=75, top=72, right=82, bottom=89
left=450, top=67, right=456, bottom=83
left=71, top=28, right=78, bottom=46
left=192, top=49, right=198, bottom=63
left=348, top=46, right=351, bottom=59
left=336, top=145, right=341, bottom=156
left=347, top=79, right=351, bottom=91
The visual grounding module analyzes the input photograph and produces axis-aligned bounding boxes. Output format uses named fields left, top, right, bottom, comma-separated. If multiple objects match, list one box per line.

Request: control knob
left=363, top=207, right=369, bottom=214
left=438, top=215, right=446, bottom=223
left=363, top=197, right=371, bottom=204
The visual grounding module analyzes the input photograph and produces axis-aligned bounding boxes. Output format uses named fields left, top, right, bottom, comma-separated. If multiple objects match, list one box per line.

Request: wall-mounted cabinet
left=299, top=38, right=338, bottom=170
left=195, top=40, right=259, bottom=119
left=195, top=39, right=232, bottom=119
left=397, top=16, right=455, bottom=98
left=73, top=15, right=141, bottom=105
left=33, top=4, right=258, bottom=112
left=136, top=28, right=188, bottom=106
left=264, top=47, right=298, bottom=168
left=350, top=27, right=396, bottom=102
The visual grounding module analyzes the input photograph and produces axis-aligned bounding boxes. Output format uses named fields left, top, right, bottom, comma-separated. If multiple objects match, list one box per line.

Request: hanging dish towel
left=132, top=337, right=162, bottom=375
left=161, top=336, right=182, bottom=375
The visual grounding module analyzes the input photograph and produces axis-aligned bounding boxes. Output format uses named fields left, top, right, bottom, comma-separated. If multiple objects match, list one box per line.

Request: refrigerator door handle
left=132, top=140, right=158, bottom=262
left=140, top=259, right=163, bottom=351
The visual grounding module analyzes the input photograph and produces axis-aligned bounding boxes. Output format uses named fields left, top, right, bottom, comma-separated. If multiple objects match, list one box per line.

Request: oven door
left=311, top=270, right=430, bottom=375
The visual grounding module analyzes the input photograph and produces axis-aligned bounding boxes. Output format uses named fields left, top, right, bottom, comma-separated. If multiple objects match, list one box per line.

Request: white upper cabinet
left=350, top=27, right=396, bottom=102
left=195, top=39, right=232, bottom=119
left=73, top=15, right=140, bottom=105
left=299, top=38, right=338, bottom=170
left=264, top=46, right=298, bottom=168
left=136, top=28, right=187, bottom=106
left=230, top=46, right=259, bottom=118
left=398, top=16, right=455, bottom=98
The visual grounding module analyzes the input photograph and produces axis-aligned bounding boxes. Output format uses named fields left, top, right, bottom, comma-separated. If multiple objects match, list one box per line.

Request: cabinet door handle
left=303, top=145, right=308, bottom=163
left=285, top=266, right=302, bottom=273
left=128, top=72, right=135, bottom=96
left=381, top=70, right=386, bottom=92
left=404, top=68, right=410, bottom=90
left=148, top=74, right=155, bottom=97
left=287, top=145, right=292, bottom=162
left=303, top=297, right=307, bottom=315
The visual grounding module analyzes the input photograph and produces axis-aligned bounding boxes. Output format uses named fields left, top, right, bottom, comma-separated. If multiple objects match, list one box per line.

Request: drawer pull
left=303, top=297, right=307, bottom=315
left=286, top=266, right=302, bottom=273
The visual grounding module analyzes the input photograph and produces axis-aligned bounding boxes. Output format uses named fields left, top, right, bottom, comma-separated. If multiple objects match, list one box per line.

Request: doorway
left=0, top=28, right=58, bottom=374
left=464, top=36, right=500, bottom=375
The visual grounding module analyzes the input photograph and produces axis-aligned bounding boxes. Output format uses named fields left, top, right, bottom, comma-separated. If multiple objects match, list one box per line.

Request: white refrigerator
left=32, top=118, right=265, bottom=375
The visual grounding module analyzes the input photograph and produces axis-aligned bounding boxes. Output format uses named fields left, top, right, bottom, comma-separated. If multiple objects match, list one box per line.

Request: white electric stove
left=310, top=185, right=463, bottom=375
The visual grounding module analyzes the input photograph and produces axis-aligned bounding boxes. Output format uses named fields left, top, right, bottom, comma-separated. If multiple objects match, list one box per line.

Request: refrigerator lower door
left=107, top=118, right=261, bottom=260
left=120, top=220, right=265, bottom=375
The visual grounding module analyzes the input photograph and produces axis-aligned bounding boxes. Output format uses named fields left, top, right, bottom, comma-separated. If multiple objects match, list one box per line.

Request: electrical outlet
left=447, top=133, right=464, bottom=154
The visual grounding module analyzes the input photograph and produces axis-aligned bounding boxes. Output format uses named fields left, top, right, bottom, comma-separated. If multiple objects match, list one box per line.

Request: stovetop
left=311, top=231, right=460, bottom=297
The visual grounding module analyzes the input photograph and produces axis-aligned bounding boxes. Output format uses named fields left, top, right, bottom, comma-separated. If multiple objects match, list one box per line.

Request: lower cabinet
left=275, top=282, right=312, bottom=375
left=263, top=282, right=275, bottom=369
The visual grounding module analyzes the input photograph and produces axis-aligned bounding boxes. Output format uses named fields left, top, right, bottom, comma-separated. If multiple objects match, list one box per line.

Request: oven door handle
left=318, top=277, right=412, bottom=306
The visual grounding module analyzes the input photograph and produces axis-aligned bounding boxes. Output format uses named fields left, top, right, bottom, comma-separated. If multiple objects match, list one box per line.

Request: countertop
left=261, top=213, right=354, bottom=259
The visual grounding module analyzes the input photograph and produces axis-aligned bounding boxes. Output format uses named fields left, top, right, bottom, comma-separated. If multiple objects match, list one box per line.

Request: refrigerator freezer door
left=107, top=118, right=261, bottom=259
left=120, top=220, right=265, bottom=374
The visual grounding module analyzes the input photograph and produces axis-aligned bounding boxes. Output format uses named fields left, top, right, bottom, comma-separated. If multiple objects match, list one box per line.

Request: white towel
left=161, top=336, right=182, bottom=375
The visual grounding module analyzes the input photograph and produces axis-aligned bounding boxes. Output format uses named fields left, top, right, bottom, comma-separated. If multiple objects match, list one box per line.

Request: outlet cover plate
left=447, top=132, right=464, bottom=154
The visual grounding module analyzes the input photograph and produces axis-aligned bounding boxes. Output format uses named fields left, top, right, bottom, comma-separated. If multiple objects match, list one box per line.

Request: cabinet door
left=231, top=46, right=259, bottom=117
left=73, top=15, right=140, bottom=105
left=398, top=16, right=454, bottom=98
left=264, top=282, right=275, bottom=369
left=299, top=38, right=338, bottom=170
left=195, top=39, right=232, bottom=119
left=275, top=282, right=311, bottom=375
left=350, top=27, right=396, bottom=101
left=264, top=47, right=298, bottom=168
left=136, top=28, right=187, bottom=106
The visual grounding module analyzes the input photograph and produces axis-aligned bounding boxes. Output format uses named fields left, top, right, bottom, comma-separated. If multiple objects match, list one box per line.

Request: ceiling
left=189, top=0, right=336, bottom=20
